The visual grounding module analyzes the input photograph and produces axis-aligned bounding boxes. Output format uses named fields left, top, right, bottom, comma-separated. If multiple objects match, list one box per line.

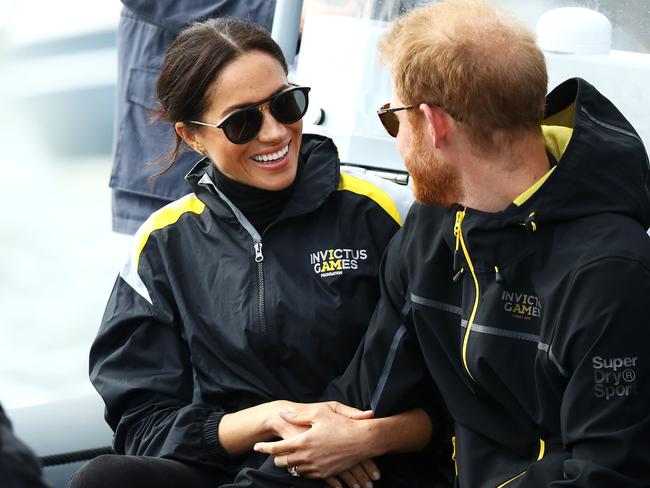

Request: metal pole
left=271, top=0, right=304, bottom=68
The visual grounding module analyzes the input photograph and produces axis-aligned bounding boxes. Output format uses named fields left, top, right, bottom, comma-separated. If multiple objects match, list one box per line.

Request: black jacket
left=333, top=78, right=650, bottom=487
left=91, top=135, right=412, bottom=475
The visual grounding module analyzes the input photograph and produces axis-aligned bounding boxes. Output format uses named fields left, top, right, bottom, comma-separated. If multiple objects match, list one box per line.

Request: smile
left=251, top=144, right=289, bottom=163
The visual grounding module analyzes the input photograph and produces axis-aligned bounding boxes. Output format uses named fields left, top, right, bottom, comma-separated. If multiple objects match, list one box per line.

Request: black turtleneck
left=209, top=163, right=297, bottom=234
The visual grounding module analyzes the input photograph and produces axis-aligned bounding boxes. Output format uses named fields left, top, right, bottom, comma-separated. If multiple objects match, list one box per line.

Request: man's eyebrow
left=221, top=84, right=290, bottom=115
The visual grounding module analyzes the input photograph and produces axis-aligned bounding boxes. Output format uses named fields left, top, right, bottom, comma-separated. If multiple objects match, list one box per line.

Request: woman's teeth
left=252, top=144, right=289, bottom=163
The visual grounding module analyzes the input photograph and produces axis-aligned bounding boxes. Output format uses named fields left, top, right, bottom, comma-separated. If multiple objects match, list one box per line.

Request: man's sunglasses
left=377, top=102, right=461, bottom=137
left=377, top=103, right=417, bottom=138
left=190, top=86, right=311, bottom=144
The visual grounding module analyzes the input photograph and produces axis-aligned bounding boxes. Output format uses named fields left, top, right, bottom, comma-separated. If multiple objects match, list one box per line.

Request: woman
left=72, top=18, right=445, bottom=488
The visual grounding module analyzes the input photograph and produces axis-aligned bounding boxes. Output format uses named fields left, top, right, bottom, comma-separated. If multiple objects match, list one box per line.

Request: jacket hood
left=185, top=134, right=341, bottom=221
left=441, top=78, right=650, bottom=269
left=530, top=77, right=650, bottom=228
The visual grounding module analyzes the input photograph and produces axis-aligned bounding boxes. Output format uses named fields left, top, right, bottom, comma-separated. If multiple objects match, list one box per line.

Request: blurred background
left=0, top=0, right=648, bottom=410
left=0, top=0, right=123, bottom=408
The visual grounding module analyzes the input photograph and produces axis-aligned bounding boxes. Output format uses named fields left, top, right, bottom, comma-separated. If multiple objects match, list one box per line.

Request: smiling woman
left=68, top=16, right=448, bottom=488
left=167, top=31, right=303, bottom=191
left=179, top=74, right=306, bottom=190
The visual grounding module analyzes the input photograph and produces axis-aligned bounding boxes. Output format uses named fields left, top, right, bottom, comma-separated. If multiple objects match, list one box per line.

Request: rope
left=41, top=446, right=115, bottom=467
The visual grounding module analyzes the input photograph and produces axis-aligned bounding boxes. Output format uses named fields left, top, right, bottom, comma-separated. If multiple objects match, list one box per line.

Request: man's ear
left=419, top=103, right=449, bottom=149
left=175, top=122, right=204, bottom=154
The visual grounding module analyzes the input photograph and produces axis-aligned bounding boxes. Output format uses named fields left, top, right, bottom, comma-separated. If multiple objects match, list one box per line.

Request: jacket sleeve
left=325, top=230, right=444, bottom=419
left=90, top=235, right=233, bottom=467
left=533, top=257, right=650, bottom=487
left=120, top=0, right=275, bottom=33
left=0, top=404, right=50, bottom=488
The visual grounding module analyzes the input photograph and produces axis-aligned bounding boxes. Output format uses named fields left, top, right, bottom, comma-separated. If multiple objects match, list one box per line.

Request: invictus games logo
left=310, top=248, right=367, bottom=278
left=501, top=290, right=542, bottom=320
left=593, top=355, right=639, bottom=400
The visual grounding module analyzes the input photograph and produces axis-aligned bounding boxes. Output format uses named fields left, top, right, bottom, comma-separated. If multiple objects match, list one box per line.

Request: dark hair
left=156, top=17, right=288, bottom=169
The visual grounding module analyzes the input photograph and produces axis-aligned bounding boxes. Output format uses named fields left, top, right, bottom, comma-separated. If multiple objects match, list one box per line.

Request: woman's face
left=187, top=51, right=302, bottom=191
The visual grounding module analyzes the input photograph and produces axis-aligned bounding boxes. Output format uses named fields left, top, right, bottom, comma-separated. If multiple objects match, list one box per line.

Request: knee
left=68, top=455, right=135, bottom=488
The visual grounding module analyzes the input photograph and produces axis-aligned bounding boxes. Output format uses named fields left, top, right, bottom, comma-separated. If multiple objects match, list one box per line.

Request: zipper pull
left=254, top=242, right=264, bottom=263
left=494, top=265, right=504, bottom=285
left=453, top=267, right=465, bottom=282
left=453, top=210, right=465, bottom=243
left=522, top=211, right=537, bottom=233
left=452, top=209, right=466, bottom=281
left=453, top=249, right=461, bottom=273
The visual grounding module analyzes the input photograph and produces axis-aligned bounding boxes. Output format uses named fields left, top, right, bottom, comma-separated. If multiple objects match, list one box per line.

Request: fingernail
left=352, top=484, right=360, bottom=488
left=371, top=471, right=380, bottom=480
left=253, top=444, right=260, bottom=451
left=365, top=482, right=373, bottom=488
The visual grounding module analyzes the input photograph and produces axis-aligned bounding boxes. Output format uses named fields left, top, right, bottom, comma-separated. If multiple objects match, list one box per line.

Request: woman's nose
left=257, top=106, right=288, bottom=142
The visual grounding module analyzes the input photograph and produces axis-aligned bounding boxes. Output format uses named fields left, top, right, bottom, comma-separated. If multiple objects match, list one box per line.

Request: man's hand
left=254, top=401, right=381, bottom=487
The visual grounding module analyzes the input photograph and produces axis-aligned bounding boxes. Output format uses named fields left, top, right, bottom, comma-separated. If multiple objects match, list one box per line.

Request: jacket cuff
left=202, top=411, right=230, bottom=461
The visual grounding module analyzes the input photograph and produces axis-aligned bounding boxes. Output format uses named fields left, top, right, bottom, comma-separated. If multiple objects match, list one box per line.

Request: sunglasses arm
left=188, top=120, right=219, bottom=129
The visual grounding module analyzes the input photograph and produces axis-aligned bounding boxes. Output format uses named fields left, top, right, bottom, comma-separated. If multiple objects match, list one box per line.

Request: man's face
left=403, top=117, right=462, bottom=207
left=390, top=88, right=461, bottom=207
left=391, top=93, right=414, bottom=161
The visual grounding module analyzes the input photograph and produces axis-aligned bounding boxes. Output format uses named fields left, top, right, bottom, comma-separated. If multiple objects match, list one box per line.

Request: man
left=258, top=1, right=650, bottom=486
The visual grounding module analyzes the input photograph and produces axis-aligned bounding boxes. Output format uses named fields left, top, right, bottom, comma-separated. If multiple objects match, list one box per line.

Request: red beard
left=405, top=131, right=461, bottom=207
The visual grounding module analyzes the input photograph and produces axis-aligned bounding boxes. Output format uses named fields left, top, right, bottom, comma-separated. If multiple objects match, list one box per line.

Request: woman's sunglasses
left=190, top=86, right=311, bottom=145
left=377, top=103, right=417, bottom=137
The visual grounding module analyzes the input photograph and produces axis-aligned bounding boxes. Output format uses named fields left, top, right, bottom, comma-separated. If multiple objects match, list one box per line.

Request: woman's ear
left=175, top=122, right=204, bottom=154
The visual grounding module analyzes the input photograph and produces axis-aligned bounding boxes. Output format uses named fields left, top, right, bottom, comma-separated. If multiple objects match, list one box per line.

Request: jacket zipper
left=451, top=437, right=546, bottom=486
left=254, top=241, right=267, bottom=334
left=453, top=207, right=547, bottom=486
left=454, top=209, right=480, bottom=381
left=198, top=175, right=268, bottom=335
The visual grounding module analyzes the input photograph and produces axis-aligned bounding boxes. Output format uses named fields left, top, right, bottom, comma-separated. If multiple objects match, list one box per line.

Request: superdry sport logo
left=593, top=355, right=639, bottom=400
left=310, top=248, right=367, bottom=278
left=501, top=290, right=542, bottom=320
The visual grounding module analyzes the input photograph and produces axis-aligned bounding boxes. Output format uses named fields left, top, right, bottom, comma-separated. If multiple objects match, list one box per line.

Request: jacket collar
left=440, top=77, right=650, bottom=269
left=185, top=134, right=341, bottom=223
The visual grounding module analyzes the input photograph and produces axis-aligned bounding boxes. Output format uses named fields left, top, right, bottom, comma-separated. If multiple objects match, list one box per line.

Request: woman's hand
left=217, top=400, right=311, bottom=455
left=254, top=401, right=382, bottom=484
left=267, top=400, right=373, bottom=443
left=324, top=464, right=380, bottom=488
left=263, top=401, right=310, bottom=440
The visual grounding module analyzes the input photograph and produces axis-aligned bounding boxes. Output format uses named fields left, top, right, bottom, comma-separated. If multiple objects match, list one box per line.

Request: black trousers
left=67, top=452, right=438, bottom=488
left=67, top=455, right=332, bottom=488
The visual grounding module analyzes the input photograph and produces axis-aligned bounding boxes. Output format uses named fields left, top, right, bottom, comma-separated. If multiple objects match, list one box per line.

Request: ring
left=288, top=465, right=301, bottom=477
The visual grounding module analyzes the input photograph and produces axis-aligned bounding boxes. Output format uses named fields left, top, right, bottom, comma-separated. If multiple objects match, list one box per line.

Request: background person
left=258, top=1, right=650, bottom=486
left=70, top=17, right=448, bottom=488
left=111, top=1, right=276, bottom=234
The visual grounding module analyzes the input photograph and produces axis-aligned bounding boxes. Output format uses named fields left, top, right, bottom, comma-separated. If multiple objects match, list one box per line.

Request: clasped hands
left=254, top=401, right=381, bottom=488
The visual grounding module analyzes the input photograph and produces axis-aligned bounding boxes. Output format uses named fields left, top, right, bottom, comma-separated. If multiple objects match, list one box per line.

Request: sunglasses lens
left=222, top=108, right=263, bottom=144
left=271, top=88, right=309, bottom=124
left=378, top=110, right=399, bottom=138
